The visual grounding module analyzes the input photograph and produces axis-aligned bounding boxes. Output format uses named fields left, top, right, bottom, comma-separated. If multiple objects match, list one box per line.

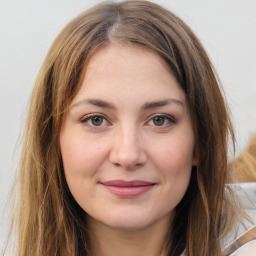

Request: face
left=60, top=44, right=196, bottom=231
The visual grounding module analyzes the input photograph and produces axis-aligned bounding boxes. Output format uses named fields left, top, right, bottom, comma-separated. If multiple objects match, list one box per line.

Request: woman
left=3, top=1, right=255, bottom=255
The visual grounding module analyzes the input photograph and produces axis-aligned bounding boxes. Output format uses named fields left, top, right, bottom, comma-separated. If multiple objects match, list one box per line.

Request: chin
left=107, top=217, right=153, bottom=231
left=89, top=208, right=171, bottom=232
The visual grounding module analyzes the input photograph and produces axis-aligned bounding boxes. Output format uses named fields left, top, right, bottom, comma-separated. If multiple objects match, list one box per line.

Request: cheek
left=60, top=131, right=107, bottom=178
left=152, top=137, right=194, bottom=175
left=146, top=136, right=193, bottom=215
left=59, top=131, right=110, bottom=210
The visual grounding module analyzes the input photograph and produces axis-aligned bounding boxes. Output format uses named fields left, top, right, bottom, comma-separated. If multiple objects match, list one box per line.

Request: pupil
left=92, top=116, right=103, bottom=126
left=153, top=116, right=164, bottom=126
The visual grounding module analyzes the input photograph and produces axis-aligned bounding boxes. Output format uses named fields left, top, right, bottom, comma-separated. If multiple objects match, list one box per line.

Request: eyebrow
left=141, top=98, right=184, bottom=110
left=71, top=98, right=184, bottom=110
left=71, top=98, right=115, bottom=109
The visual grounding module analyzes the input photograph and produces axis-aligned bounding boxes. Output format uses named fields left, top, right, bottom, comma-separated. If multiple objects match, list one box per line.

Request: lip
left=100, top=180, right=156, bottom=198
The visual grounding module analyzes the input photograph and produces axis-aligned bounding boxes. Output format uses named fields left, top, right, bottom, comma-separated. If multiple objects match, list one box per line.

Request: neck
left=87, top=215, right=172, bottom=256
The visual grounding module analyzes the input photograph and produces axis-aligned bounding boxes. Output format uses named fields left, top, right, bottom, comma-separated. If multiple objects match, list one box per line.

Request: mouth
left=100, top=180, right=156, bottom=198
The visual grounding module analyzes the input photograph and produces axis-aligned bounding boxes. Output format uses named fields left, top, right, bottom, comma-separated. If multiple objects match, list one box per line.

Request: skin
left=60, top=44, right=196, bottom=256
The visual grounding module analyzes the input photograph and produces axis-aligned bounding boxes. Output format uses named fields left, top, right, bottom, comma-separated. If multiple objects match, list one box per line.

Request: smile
left=100, top=180, right=156, bottom=198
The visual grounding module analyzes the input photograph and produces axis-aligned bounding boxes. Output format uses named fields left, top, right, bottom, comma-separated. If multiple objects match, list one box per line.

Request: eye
left=81, top=114, right=109, bottom=127
left=147, top=115, right=176, bottom=127
left=152, top=116, right=165, bottom=126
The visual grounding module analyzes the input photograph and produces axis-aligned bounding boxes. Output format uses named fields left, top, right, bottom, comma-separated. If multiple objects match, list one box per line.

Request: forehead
left=75, top=43, right=186, bottom=106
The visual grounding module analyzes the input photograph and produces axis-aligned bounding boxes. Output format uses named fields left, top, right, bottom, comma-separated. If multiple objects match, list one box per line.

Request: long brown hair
left=4, top=1, right=238, bottom=255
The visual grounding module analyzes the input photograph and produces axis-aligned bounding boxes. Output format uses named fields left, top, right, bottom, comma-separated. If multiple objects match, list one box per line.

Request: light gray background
left=0, top=0, right=256, bottom=249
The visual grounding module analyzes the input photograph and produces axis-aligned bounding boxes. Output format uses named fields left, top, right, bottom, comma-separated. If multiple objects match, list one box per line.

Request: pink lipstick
left=101, top=180, right=155, bottom=197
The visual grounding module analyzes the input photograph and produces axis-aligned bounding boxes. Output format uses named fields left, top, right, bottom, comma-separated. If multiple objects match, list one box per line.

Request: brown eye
left=148, top=115, right=176, bottom=128
left=81, top=114, right=108, bottom=127
left=152, top=116, right=165, bottom=126
left=91, top=116, right=104, bottom=126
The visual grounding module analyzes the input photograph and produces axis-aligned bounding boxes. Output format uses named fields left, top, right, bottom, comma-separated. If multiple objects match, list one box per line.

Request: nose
left=109, top=125, right=147, bottom=170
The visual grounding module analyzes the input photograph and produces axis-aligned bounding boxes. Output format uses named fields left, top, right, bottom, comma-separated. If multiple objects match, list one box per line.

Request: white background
left=0, top=0, right=256, bottom=249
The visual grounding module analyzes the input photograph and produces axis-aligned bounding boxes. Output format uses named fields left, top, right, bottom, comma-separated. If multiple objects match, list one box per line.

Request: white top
left=229, top=240, right=256, bottom=256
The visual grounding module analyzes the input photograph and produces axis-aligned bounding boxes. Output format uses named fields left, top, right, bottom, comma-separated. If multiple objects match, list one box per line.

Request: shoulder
left=181, top=183, right=256, bottom=256
left=229, top=239, right=256, bottom=256
left=222, top=182, right=256, bottom=255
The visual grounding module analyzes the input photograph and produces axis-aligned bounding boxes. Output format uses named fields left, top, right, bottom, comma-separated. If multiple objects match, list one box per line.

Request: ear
left=192, top=146, right=198, bottom=166
left=192, top=156, right=198, bottom=166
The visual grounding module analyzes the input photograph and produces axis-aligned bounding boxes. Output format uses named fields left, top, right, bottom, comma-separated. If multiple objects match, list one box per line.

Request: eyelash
left=146, top=114, right=176, bottom=128
left=80, top=113, right=177, bottom=129
left=80, top=113, right=110, bottom=127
